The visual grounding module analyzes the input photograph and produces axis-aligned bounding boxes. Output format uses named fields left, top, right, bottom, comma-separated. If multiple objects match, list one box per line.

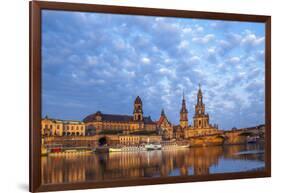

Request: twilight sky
left=42, top=10, right=265, bottom=130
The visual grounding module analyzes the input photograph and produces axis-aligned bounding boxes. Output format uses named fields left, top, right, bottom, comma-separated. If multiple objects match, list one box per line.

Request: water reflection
left=41, top=144, right=265, bottom=184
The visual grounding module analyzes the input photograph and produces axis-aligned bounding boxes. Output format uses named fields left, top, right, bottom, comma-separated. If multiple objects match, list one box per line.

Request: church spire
left=197, top=83, right=203, bottom=105
left=181, top=91, right=187, bottom=113
left=180, top=91, right=188, bottom=128
left=161, top=108, right=165, bottom=116
left=195, top=84, right=205, bottom=115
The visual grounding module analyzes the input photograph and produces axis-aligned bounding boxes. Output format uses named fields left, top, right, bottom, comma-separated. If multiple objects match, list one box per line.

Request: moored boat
left=247, top=136, right=259, bottom=143
left=109, top=147, right=122, bottom=152
left=145, top=144, right=162, bottom=150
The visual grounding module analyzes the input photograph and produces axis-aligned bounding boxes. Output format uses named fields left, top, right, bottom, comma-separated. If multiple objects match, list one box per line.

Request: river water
left=41, top=143, right=265, bottom=184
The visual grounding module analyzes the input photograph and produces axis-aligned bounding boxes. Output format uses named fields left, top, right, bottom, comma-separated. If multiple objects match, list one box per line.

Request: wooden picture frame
left=30, top=1, right=271, bottom=192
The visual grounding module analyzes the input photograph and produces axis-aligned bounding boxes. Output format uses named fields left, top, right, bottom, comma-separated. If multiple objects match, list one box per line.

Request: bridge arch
left=98, top=136, right=107, bottom=146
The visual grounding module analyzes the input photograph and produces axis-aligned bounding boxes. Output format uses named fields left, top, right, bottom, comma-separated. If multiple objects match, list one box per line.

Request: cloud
left=158, top=67, right=176, bottom=78
left=141, top=57, right=151, bottom=64
left=215, top=33, right=242, bottom=56
left=42, top=10, right=265, bottom=130
left=182, top=27, right=192, bottom=33
left=178, top=40, right=189, bottom=49
left=188, top=55, right=201, bottom=65
left=195, top=25, right=204, bottom=32
left=255, top=50, right=265, bottom=61
left=192, top=34, right=215, bottom=44
left=86, top=55, right=98, bottom=66
left=241, top=33, right=265, bottom=48
left=227, top=56, right=240, bottom=64
left=206, top=47, right=218, bottom=63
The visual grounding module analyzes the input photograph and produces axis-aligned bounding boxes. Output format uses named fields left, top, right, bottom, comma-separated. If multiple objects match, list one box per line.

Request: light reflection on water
left=41, top=144, right=264, bottom=184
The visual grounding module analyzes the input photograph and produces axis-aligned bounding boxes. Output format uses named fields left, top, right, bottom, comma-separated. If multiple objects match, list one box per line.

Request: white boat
left=65, top=149, right=77, bottom=153
left=109, top=147, right=122, bottom=152
left=144, top=137, right=162, bottom=150
left=154, top=144, right=162, bottom=150
left=145, top=144, right=162, bottom=150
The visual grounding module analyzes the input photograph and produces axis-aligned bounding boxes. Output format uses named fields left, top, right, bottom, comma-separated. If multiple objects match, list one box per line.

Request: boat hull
left=145, top=144, right=162, bottom=150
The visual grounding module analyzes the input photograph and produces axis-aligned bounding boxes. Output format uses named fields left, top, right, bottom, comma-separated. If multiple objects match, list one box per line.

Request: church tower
left=180, top=92, right=188, bottom=128
left=133, top=96, right=143, bottom=121
left=195, top=84, right=205, bottom=115
left=193, top=84, right=209, bottom=128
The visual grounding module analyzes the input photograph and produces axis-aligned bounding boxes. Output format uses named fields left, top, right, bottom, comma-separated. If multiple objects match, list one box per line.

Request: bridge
left=223, top=125, right=265, bottom=145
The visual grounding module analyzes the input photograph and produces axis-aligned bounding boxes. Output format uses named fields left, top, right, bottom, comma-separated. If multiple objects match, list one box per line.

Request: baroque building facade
left=83, top=96, right=157, bottom=135
left=157, top=109, right=173, bottom=140
left=41, top=116, right=86, bottom=137
left=183, top=85, right=221, bottom=138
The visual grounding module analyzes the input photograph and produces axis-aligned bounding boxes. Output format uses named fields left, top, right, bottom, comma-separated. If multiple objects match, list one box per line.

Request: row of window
left=43, top=130, right=84, bottom=136
left=120, top=137, right=140, bottom=141
left=101, top=124, right=130, bottom=129
left=88, top=124, right=155, bottom=130
left=43, top=124, right=84, bottom=131
left=62, top=132, right=84, bottom=136
left=63, top=125, right=84, bottom=131
left=90, top=125, right=143, bottom=130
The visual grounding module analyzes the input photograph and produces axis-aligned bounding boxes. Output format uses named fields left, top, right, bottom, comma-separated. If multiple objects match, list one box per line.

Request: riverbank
left=42, top=143, right=192, bottom=156
left=41, top=144, right=265, bottom=184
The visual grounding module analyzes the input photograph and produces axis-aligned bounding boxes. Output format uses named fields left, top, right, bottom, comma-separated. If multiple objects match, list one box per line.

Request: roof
left=143, top=116, right=155, bottom=124
left=42, top=117, right=84, bottom=124
left=83, top=111, right=155, bottom=124
left=157, top=116, right=165, bottom=126
left=134, top=96, right=142, bottom=104
left=157, top=115, right=171, bottom=126
left=157, top=108, right=172, bottom=126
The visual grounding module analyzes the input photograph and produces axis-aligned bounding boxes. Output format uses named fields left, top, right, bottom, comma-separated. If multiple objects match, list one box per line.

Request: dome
left=95, top=111, right=102, bottom=116
left=134, top=96, right=142, bottom=104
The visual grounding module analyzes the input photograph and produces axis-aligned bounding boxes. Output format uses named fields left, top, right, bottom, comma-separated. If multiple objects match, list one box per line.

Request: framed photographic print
left=30, top=1, right=271, bottom=192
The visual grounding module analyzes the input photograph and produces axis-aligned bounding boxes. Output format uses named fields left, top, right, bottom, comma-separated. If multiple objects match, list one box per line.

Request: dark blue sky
left=42, top=10, right=265, bottom=130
